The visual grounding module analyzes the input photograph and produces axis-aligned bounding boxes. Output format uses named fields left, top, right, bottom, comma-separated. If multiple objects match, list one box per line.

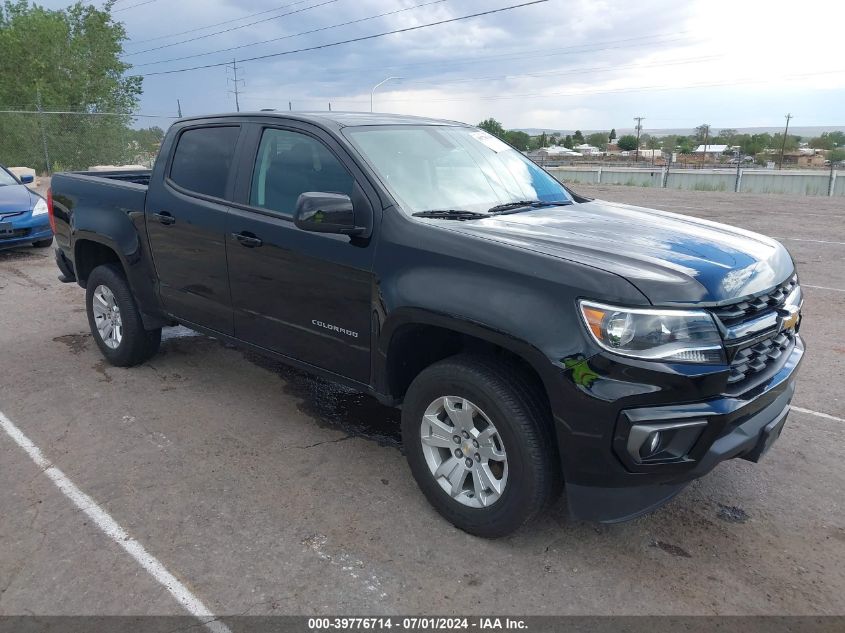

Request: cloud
left=38, top=0, right=845, bottom=129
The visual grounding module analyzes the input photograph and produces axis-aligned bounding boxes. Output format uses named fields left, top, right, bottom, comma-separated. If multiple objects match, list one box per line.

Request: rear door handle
left=153, top=211, right=175, bottom=225
left=232, top=232, right=263, bottom=248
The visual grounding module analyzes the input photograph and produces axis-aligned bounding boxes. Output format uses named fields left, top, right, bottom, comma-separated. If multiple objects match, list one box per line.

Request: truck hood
left=0, top=184, right=35, bottom=215
left=442, top=199, right=795, bottom=305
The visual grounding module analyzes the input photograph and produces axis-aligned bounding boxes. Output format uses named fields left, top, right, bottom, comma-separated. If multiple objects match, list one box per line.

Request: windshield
left=343, top=125, right=573, bottom=214
left=0, top=168, right=19, bottom=186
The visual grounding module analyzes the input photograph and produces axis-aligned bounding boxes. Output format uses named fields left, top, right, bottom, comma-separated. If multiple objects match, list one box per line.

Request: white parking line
left=803, top=284, right=845, bottom=293
left=774, top=237, right=845, bottom=246
left=0, top=410, right=231, bottom=633
left=792, top=406, right=845, bottom=423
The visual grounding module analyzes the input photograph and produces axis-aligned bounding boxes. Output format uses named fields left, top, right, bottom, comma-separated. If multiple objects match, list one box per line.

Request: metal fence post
left=735, top=168, right=743, bottom=193
left=596, top=167, right=602, bottom=184
left=830, top=169, right=838, bottom=197
left=36, top=91, right=51, bottom=175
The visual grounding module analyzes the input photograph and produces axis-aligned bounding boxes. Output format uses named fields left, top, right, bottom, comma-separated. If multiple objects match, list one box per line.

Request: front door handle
left=153, top=211, right=175, bottom=225
left=232, top=232, right=263, bottom=248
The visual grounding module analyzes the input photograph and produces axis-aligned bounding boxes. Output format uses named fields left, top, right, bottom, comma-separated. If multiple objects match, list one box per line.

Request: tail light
left=47, top=187, right=56, bottom=233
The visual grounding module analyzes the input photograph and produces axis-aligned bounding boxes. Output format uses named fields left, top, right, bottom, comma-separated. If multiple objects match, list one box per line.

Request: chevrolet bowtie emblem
left=779, top=305, right=800, bottom=332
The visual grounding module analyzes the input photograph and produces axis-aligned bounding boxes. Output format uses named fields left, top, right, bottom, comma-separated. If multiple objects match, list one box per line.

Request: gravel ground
left=0, top=184, right=843, bottom=620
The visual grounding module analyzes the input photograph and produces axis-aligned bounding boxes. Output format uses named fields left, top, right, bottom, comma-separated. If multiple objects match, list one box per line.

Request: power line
left=125, top=0, right=315, bottom=46
left=123, top=0, right=340, bottom=57
left=311, top=32, right=697, bottom=79
left=239, top=54, right=723, bottom=100
left=252, top=68, right=843, bottom=107
left=135, top=1, right=551, bottom=77
left=113, top=0, right=160, bottom=12
left=131, top=0, right=447, bottom=68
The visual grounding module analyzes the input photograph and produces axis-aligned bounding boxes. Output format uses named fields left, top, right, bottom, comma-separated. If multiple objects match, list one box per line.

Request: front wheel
left=85, top=264, right=161, bottom=367
left=401, top=355, right=560, bottom=538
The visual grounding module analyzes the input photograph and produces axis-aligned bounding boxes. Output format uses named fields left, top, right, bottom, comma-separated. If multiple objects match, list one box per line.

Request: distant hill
left=516, top=125, right=845, bottom=137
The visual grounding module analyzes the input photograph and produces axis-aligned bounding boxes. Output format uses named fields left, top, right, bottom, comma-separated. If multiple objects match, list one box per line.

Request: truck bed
left=70, top=169, right=152, bottom=187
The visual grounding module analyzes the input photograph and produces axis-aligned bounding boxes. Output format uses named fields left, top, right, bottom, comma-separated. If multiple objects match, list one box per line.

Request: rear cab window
left=169, top=126, right=240, bottom=199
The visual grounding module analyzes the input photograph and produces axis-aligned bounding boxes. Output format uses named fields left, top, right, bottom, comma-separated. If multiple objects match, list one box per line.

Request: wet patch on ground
left=241, top=349, right=402, bottom=449
left=53, top=333, right=91, bottom=354
left=650, top=540, right=692, bottom=558
left=717, top=504, right=750, bottom=524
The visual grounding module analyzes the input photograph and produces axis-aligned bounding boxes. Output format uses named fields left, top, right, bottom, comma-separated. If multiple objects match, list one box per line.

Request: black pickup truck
left=49, top=112, right=803, bottom=537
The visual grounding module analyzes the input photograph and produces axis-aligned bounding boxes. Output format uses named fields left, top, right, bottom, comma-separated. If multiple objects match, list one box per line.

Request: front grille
left=711, top=275, right=798, bottom=326
left=710, top=274, right=800, bottom=392
left=728, top=330, right=795, bottom=385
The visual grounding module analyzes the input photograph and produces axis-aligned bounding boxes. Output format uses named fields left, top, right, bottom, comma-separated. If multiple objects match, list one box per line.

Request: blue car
left=0, top=164, right=53, bottom=250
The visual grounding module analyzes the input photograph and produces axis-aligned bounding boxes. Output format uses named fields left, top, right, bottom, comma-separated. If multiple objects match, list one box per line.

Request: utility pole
left=176, top=99, right=182, bottom=118
left=633, top=116, right=644, bottom=163
left=227, top=59, right=244, bottom=112
left=779, top=113, right=792, bottom=170
left=701, top=124, right=710, bottom=167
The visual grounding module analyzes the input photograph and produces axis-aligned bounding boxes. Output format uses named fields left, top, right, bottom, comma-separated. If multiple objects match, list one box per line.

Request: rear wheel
left=401, top=355, right=559, bottom=538
left=85, top=264, right=161, bottom=367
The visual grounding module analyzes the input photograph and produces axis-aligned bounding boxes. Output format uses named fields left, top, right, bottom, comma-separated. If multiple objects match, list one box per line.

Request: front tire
left=401, top=355, right=560, bottom=538
left=85, top=264, right=161, bottom=367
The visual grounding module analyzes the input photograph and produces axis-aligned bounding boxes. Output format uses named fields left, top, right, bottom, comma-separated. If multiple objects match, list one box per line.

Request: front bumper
left=0, top=213, right=52, bottom=250
left=555, top=335, right=804, bottom=522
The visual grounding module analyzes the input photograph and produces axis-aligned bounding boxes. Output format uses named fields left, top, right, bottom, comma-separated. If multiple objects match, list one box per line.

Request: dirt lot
left=1, top=185, right=843, bottom=620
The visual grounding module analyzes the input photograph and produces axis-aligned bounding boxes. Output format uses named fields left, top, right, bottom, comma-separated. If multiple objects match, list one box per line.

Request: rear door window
left=169, top=126, right=240, bottom=199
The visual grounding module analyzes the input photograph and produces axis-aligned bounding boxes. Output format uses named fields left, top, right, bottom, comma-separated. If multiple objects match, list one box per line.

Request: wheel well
left=386, top=324, right=551, bottom=414
left=73, top=240, right=122, bottom=286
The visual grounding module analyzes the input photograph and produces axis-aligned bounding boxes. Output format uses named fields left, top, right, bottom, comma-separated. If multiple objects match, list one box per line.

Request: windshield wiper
left=487, top=199, right=572, bottom=214
left=412, top=209, right=487, bottom=220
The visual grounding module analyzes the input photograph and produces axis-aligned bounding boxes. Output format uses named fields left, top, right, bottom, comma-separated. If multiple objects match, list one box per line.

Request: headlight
left=32, top=198, right=48, bottom=216
left=579, top=300, right=724, bottom=363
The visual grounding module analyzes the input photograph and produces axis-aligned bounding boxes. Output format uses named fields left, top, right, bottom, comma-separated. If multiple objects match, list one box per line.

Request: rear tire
left=32, top=238, right=53, bottom=248
left=401, top=354, right=559, bottom=538
left=85, top=264, right=161, bottom=367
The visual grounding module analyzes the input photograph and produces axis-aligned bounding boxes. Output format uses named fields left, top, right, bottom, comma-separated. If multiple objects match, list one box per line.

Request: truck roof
left=175, top=111, right=468, bottom=130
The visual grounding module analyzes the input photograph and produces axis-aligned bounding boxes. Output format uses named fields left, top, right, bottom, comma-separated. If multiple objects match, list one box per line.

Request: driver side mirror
left=294, top=190, right=372, bottom=237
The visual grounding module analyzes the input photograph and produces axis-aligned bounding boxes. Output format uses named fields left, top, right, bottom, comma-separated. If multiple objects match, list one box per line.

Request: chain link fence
left=0, top=111, right=176, bottom=174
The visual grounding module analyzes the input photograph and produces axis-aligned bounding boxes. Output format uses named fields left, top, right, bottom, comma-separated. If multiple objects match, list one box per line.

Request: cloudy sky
left=41, top=0, right=845, bottom=131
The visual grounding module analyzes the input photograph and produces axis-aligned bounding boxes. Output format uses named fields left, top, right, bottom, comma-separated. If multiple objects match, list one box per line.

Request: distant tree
left=694, top=123, right=711, bottom=143
left=477, top=117, right=506, bottom=139
left=538, top=131, right=548, bottom=148
left=829, top=148, right=845, bottom=163
left=609, top=128, right=616, bottom=141
left=572, top=130, right=584, bottom=144
left=563, top=134, right=573, bottom=149
left=0, top=0, right=141, bottom=171
left=677, top=138, right=693, bottom=154
left=585, top=132, right=608, bottom=150
left=617, top=134, right=639, bottom=151
left=716, top=128, right=738, bottom=145
left=660, top=134, right=679, bottom=153
left=504, top=130, right=530, bottom=150
left=646, top=136, right=661, bottom=150
left=771, top=133, right=800, bottom=153
left=809, top=131, right=845, bottom=149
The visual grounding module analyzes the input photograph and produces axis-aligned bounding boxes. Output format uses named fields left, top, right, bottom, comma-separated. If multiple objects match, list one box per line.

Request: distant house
left=573, top=143, right=601, bottom=156
left=692, top=144, right=728, bottom=155
left=529, top=145, right=583, bottom=160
